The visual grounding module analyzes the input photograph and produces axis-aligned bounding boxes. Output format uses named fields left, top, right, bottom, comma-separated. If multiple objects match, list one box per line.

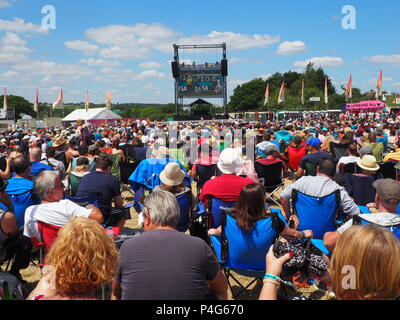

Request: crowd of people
left=0, top=110, right=400, bottom=300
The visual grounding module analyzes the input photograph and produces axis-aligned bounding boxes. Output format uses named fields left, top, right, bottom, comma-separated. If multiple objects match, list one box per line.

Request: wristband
left=264, top=274, right=297, bottom=289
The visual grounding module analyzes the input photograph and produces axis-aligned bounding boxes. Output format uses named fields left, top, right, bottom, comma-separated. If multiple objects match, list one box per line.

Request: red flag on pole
left=278, top=81, right=285, bottom=104
left=376, top=70, right=383, bottom=99
left=345, top=74, right=352, bottom=101
left=264, top=84, right=269, bottom=106
left=34, top=88, right=39, bottom=113
left=324, top=77, right=328, bottom=105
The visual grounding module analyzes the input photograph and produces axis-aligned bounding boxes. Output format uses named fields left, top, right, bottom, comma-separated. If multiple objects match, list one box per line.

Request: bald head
left=29, top=147, right=42, bottom=162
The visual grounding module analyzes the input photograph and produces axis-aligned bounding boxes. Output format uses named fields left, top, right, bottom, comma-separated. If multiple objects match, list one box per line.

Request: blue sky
left=0, top=0, right=399, bottom=105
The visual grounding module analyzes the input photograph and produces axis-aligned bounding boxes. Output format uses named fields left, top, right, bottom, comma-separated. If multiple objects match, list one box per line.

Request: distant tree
left=0, top=95, right=36, bottom=119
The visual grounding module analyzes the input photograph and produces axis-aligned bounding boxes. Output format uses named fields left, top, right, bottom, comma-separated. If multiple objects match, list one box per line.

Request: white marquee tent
left=62, top=108, right=121, bottom=122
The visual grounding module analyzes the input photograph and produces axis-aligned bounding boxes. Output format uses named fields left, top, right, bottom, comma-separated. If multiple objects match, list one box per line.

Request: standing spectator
left=112, top=191, right=228, bottom=300
left=29, top=148, right=53, bottom=178
left=41, top=146, right=66, bottom=180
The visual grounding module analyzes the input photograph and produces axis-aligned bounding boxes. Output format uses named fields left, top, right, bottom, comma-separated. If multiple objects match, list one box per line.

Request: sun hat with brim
left=217, top=148, right=243, bottom=175
left=357, top=155, right=380, bottom=171
left=52, top=136, right=68, bottom=147
left=160, top=162, right=186, bottom=186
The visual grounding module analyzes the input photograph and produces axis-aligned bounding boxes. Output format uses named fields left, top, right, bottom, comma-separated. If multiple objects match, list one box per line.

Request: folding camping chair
left=255, top=161, right=284, bottom=206
left=175, top=190, right=193, bottom=233
left=209, top=208, right=286, bottom=299
left=292, top=189, right=341, bottom=239
left=330, top=142, right=349, bottom=163
left=196, top=164, right=218, bottom=192
left=378, top=161, right=397, bottom=180
left=344, top=173, right=378, bottom=206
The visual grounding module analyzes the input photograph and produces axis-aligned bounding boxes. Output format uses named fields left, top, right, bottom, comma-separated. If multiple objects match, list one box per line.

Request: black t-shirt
left=117, top=229, right=220, bottom=300
left=300, top=151, right=334, bottom=168
left=76, top=171, right=121, bottom=208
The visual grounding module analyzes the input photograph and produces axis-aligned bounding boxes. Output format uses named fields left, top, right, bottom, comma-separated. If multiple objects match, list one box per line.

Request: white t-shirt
left=23, top=199, right=93, bottom=240
left=337, top=213, right=400, bottom=234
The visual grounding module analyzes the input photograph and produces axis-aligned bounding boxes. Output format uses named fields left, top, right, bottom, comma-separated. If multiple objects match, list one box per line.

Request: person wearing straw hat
left=154, top=162, right=190, bottom=197
left=356, top=155, right=380, bottom=176
left=199, top=148, right=254, bottom=207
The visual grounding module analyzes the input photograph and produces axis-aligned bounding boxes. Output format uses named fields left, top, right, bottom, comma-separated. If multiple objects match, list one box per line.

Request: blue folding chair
left=292, top=189, right=340, bottom=239
left=208, top=197, right=236, bottom=229
left=8, top=190, right=39, bottom=229
left=175, top=190, right=193, bottom=232
left=210, top=208, right=287, bottom=299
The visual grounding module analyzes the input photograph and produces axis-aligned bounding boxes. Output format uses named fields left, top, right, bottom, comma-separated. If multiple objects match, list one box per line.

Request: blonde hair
left=45, top=217, right=119, bottom=295
left=330, top=224, right=400, bottom=300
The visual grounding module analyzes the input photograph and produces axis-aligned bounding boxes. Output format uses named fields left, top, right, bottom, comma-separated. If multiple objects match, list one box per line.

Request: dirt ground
left=3, top=179, right=330, bottom=300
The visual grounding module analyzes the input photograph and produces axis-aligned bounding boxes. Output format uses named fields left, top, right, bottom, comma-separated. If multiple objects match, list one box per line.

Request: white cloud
left=175, top=31, right=280, bottom=51
left=0, top=0, right=11, bottom=8
left=363, top=55, right=400, bottom=66
left=135, top=70, right=167, bottom=80
left=293, top=56, right=345, bottom=69
left=65, top=40, right=99, bottom=56
left=0, top=18, right=48, bottom=34
left=277, top=41, right=307, bottom=55
left=13, top=60, right=96, bottom=77
left=0, top=32, right=33, bottom=54
left=79, top=58, right=121, bottom=67
left=393, top=83, right=400, bottom=88
left=261, top=74, right=272, bottom=80
left=139, top=61, right=163, bottom=69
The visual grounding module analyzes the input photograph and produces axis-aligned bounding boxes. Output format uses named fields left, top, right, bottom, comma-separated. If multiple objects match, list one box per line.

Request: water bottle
left=106, top=226, right=115, bottom=239
left=1, top=280, right=12, bottom=300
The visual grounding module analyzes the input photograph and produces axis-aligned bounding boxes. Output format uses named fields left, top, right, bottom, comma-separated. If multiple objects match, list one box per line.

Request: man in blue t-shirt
left=29, top=147, right=53, bottom=178
left=6, top=155, right=40, bottom=228
left=76, top=155, right=124, bottom=226
left=295, top=137, right=334, bottom=179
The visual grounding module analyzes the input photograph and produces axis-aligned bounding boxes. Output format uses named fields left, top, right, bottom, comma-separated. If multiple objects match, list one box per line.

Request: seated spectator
left=70, top=157, right=90, bottom=178
left=76, top=155, right=124, bottom=225
left=5, top=156, right=39, bottom=228
left=29, top=147, right=53, bottom=178
left=23, top=171, right=104, bottom=242
left=375, top=127, right=388, bottom=152
left=285, top=136, right=307, bottom=172
left=386, top=129, right=398, bottom=152
left=257, top=144, right=288, bottom=176
left=280, top=159, right=359, bottom=222
left=324, top=178, right=400, bottom=252
left=199, top=148, right=254, bottom=207
left=359, top=144, right=373, bottom=158
left=295, top=138, right=334, bottom=179
left=154, top=162, right=191, bottom=197
left=67, top=145, right=96, bottom=174
left=41, top=146, right=65, bottom=180
left=208, top=183, right=313, bottom=239
left=343, top=155, right=381, bottom=206
left=337, top=144, right=360, bottom=173
left=0, top=182, right=32, bottom=282
left=260, top=224, right=400, bottom=300
left=366, top=133, right=384, bottom=163
left=112, top=190, right=228, bottom=300
left=28, top=217, right=118, bottom=300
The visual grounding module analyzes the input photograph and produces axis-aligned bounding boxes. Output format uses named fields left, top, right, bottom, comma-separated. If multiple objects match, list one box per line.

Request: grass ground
left=3, top=179, right=332, bottom=300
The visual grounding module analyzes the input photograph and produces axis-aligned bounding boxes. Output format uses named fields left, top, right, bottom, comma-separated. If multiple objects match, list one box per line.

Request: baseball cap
left=306, top=137, right=322, bottom=147
left=373, top=179, right=400, bottom=206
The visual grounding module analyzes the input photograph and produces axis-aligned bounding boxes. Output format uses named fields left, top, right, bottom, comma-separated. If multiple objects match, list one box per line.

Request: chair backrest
left=8, top=190, right=36, bottom=229
left=37, top=221, right=61, bottom=254
left=344, top=173, right=377, bottom=206
left=208, top=197, right=236, bottom=228
left=292, top=189, right=340, bottom=239
left=254, top=161, right=283, bottom=191
left=64, top=193, right=100, bottom=208
left=378, top=161, right=397, bottom=180
left=196, top=164, right=218, bottom=190
left=330, top=142, right=349, bottom=162
left=343, top=162, right=361, bottom=174
left=68, top=173, right=82, bottom=196
left=175, top=190, right=192, bottom=232
left=110, top=153, right=121, bottom=178
left=304, top=160, right=318, bottom=177
left=219, top=209, right=284, bottom=271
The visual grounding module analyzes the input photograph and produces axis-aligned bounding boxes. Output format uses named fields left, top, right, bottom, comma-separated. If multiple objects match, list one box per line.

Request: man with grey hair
left=23, top=170, right=103, bottom=241
left=112, top=190, right=228, bottom=300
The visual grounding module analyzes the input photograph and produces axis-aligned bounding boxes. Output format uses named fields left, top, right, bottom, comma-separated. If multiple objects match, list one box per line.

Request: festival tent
left=62, top=108, right=121, bottom=123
